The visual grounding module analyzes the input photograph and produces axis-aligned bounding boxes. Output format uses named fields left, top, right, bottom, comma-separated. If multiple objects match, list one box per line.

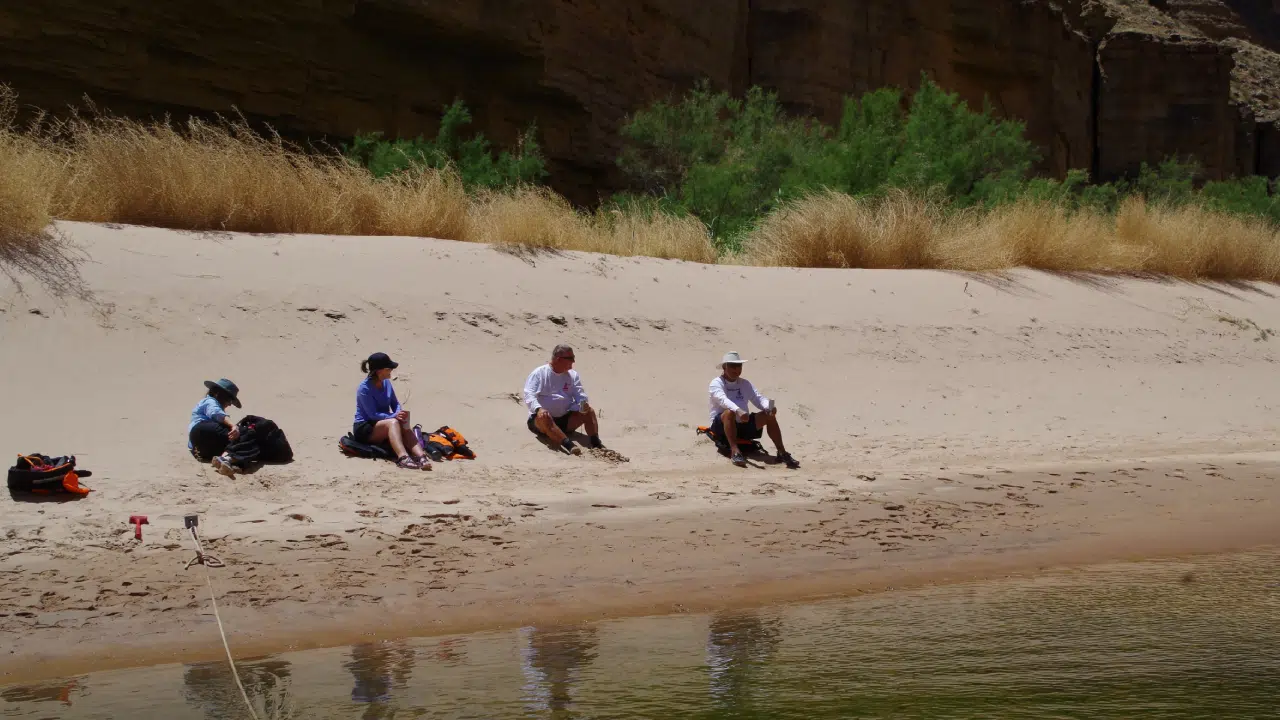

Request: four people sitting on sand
left=523, top=344, right=605, bottom=455
left=709, top=351, right=799, bottom=469
left=189, top=346, right=798, bottom=472
left=353, top=351, right=433, bottom=471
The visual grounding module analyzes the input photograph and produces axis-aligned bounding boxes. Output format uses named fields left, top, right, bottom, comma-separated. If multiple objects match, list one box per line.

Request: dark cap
left=366, top=352, right=399, bottom=372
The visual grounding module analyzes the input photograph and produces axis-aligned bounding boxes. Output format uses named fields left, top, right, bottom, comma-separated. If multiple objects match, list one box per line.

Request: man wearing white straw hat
left=708, top=351, right=799, bottom=468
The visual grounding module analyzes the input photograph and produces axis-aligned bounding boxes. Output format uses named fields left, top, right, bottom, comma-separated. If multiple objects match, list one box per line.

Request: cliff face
left=0, top=0, right=1277, bottom=205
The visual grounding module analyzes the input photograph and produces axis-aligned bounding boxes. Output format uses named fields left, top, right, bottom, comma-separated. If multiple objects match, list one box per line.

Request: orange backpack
left=424, top=426, right=476, bottom=460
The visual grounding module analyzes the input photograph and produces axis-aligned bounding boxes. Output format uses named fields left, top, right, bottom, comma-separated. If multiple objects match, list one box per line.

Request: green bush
left=1003, top=157, right=1276, bottom=219
left=345, top=99, right=547, bottom=190
left=1200, top=175, right=1280, bottom=224
left=617, top=75, right=1043, bottom=249
left=616, top=83, right=829, bottom=244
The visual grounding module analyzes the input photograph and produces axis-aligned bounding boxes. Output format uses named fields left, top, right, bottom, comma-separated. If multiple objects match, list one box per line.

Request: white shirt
left=523, top=364, right=588, bottom=418
left=709, top=375, right=771, bottom=424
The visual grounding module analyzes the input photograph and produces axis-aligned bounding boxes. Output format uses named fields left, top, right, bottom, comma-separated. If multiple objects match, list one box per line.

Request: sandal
left=397, top=455, right=418, bottom=470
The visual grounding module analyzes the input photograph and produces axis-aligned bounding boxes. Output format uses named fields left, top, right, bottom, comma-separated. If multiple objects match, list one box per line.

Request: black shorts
left=710, top=411, right=764, bottom=442
left=189, top=420, right=231, bottom=461
left=528, top=412, right=572, bottom=436
left=352, top=420, right=378, bottom=443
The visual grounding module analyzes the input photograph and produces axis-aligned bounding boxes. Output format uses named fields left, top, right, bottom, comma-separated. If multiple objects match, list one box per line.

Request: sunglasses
left=557, top=355, right=575, bottom=361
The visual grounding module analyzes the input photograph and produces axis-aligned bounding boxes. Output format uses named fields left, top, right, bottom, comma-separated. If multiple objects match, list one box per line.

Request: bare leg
left=721, top=409, right=741, bottom=453
left=565, top=409, right=599, bottom=438
left=759, top=412, right=786, bottom=454
left=370, top=419, right=408, bottom=458
left=536, top=412, right=569, bottom=445
left=537, top=411, right=581, bottom=454
left=400, top=424, right=429, bottom=464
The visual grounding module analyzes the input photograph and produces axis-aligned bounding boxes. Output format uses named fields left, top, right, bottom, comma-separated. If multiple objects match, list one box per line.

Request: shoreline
left=3, top=455, right=1278, bottom=685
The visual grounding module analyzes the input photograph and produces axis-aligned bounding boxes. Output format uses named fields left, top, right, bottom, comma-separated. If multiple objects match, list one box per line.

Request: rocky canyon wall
left=0, top=0, right=1276, bottom=205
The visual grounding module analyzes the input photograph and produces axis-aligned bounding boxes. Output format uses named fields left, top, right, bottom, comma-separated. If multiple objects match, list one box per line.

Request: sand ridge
left=2, top=221, right=1280, bottom=681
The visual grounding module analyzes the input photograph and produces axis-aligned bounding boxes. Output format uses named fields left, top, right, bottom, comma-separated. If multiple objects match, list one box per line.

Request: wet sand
left=3, top=456, right=1277, bottom=684
left=3, top=222, right=1280, bottom=683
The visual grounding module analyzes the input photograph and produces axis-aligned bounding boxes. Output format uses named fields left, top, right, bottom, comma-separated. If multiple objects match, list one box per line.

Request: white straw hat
left=718, top=351, right=748, bottom=367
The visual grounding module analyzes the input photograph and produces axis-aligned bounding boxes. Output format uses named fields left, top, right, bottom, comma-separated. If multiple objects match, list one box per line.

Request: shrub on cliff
left=345, top=99, right=547, bottom=191
left=1006, top=156, right=1280, bottom=226
left=617, top=76, right=1040, bottom=249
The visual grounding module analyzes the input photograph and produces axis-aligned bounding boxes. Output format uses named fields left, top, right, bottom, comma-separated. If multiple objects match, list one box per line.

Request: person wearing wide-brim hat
left=188, top=378, right=242, bottom=474
left=708, top=351, right=799, bottom=468
left=353, top=351, right=431, bottom=470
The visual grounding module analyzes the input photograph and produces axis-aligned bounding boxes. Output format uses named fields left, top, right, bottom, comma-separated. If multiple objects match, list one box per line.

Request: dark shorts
left=710, top=411, right=764, bottom=442
left=528, top=412, right=573, bottom=436
left=352, top=420, right=378, bottom=444
left=189, top=420, right=230, bottom=461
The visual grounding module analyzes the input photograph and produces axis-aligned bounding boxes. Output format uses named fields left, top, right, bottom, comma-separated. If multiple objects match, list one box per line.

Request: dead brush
left=43, top=102, right=470, bottom=240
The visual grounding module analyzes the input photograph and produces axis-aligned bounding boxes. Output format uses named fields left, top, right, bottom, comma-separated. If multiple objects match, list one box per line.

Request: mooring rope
left=184, top=524, right=258, bottom=720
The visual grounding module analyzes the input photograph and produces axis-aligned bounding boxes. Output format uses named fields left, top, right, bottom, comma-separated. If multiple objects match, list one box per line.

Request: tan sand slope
left=2, top=221, right=1280, bottom=681
left=5, top=221, right=1280, bottom=472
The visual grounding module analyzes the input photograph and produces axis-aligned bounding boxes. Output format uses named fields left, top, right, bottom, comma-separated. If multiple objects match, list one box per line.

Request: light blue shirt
left=188, top=396, right=228, bottom=449
left=354, top=377, right=401, bottom=425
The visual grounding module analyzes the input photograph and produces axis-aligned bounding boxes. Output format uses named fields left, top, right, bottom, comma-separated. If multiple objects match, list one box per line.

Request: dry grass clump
left=0, top=85, right=95, bottom=301
left=587, top=207, right=718, bottom=262
left=744, top=189, right=943, bottom=269
left=934, top=200, right=1147, bottom=273
left=743, top=189, right=1280, bottom=282
left=466, top=185, right=595, bottom=251
left=47, top=109, right=470, bottom=240
left=466, top=185, right=717, bottom=262
left=1113, top=197, right=1280, bottom=281
left=0, top=86, right=60, bottom=249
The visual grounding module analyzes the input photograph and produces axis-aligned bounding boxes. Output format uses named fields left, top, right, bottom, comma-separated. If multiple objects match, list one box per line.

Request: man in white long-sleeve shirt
left=524, top=344, right=603, bottom=455
left=708, top=351, right=798, bottom=468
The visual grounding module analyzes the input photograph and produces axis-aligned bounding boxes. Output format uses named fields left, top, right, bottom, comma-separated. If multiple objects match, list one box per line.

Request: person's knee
left=720, top=408, right=737, bottom=424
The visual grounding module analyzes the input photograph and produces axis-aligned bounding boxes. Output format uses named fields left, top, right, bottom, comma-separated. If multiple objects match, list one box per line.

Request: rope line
left=184, top=525, right=257, bottom=720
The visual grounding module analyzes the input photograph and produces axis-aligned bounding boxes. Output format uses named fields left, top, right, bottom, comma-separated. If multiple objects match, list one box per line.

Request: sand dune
left=2, top=221, right=1280, bottom=681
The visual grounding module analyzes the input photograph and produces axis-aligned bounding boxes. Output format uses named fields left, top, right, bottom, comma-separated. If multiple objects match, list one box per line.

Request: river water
left=4, top=548, right=1279, bottom=719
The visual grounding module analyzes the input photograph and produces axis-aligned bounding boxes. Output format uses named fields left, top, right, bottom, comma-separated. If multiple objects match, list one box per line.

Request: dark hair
left=360, top=359, right=370, bottom=374
left=207, top=387, right=231, bottom=405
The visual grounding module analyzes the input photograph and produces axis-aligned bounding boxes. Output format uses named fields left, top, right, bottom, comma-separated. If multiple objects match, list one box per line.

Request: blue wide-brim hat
left=204, top=378, right=242, bottom=407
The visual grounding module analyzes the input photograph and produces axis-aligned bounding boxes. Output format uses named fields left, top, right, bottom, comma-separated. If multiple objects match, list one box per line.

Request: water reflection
left=0, top=677, right=83, bottom=706
left=519, top=625, right=599, bottom=717
left=706, top=611, right=783, bottom=714
left=344, top=641, right=417, bottom=719
left=3, top=549, right=1279, bottom=719
left=427, top=637, right=467, bottom=665
left=183, top=656, right=293, bottom=719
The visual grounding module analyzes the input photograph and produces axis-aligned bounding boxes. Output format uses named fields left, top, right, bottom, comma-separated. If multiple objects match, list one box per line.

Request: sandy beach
left=2, top=222, right=1279, bottom=684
